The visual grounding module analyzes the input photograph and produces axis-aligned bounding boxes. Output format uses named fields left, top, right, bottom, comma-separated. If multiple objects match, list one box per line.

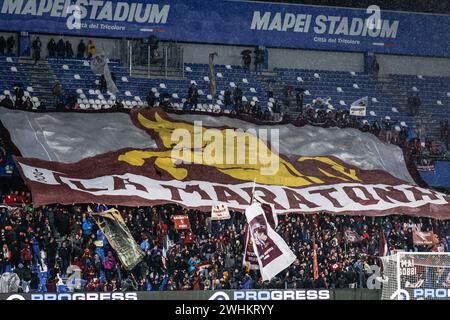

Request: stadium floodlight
left=380, top=252, right=450, bottom=300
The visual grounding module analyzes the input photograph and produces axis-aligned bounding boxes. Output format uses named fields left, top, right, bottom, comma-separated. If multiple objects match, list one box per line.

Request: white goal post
left=380, top=252, right=450, bottom=300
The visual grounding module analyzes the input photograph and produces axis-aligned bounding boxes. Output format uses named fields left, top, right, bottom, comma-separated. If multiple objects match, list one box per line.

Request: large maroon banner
left=8, top=108, right=450, bottom=219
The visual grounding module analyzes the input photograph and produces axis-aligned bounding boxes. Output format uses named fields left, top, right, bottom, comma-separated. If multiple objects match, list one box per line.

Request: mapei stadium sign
left=0, top=0, right=449, bottom=57
left=2, top=107, right=450, bottom=219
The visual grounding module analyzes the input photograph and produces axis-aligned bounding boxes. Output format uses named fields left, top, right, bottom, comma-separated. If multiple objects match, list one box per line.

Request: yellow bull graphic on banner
left=118, top=112, right=361, bottom=187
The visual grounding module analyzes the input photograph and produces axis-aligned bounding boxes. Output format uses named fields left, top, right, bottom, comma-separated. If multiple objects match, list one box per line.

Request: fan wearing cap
left=360, top=119, right=371, bottom=133
left=382, top=116, right=396, bottom=144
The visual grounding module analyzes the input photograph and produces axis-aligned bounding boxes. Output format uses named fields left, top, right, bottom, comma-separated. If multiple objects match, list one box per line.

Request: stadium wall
left=2, top=31, right=450, bottom=76
left=268, top=47, right=364, bottom=71
left=376, top=54, right=450, bottom=77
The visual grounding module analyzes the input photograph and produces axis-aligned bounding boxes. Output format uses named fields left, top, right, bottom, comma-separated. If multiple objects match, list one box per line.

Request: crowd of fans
left=0, top=193, right=449, bottom=293
left=31, top=37, right=96, bottom=63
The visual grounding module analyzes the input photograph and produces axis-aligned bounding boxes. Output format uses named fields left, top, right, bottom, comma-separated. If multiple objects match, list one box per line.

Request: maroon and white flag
left=412, top=230, right=439, bottom=246
left=243, top=198, right=279, bottom=270
left=344, top=229, right=362, bottom=243
left=245, top=201, right=296, bottom=281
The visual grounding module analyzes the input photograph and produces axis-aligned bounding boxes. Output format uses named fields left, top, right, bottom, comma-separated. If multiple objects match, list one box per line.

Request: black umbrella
left=241, top=49, right=252, bottom=55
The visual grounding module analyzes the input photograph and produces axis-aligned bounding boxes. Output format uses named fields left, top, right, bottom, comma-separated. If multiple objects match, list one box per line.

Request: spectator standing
left=56, top=39, right=65, bottom=58
left=0, top=95, right=14, bottom=108
left=58, top=241, right=70, bottom=277
left=241, top=50, right=251, bottom=71
left=6, top=36, right=15, bottom=55
left=103, top=251, right=116, bottom=281
left=0, top=36, right=6, bottom=55
left=77, top=40, right=86, bottom=58
left=224, top=87, right=232, bottom=109
left=413, top=94, right=421, bottom=116
left=382, top=117, right=394, bottom=143
left=14, top=86, right=24, bottom=109
left=146, top=90, right=156, bottom=108
left=87, top=40, right=96, bottom=58
left=52, top=81, right=63, bottom=108
left=372, top=57, right=379, bottom=79
left=31, top=37, right=42, bottom=64
left=407, top=94, right=415, bottom=116
left=233, top=85, right=243, bottom=107
left=266, top=82, right=274, bottom=99
left=398, top=124, right=409, bottom=147
left=254, top=47, right=264, bottom=75
left=187, top=83, right=199, bottom=108
left=23, top=97, right=33, bottom=110
left=65, top=41, right=74, bottom=58
left=47, top=38, right=57, bottom=58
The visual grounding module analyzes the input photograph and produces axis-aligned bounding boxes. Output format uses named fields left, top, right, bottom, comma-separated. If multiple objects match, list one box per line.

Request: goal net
left=380, top=252, right=450, bottom=300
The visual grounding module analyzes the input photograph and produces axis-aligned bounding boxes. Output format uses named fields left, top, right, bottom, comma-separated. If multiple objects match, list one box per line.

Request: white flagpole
left=249, top=178, right=256, bottom=204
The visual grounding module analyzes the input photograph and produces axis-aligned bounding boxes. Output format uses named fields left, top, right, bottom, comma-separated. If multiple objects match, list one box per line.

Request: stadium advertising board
left=0, top=0, right=449, bottom=57
left=1, top=289, right=331, bottom=300
left=3, top=107, right=450, bottom=219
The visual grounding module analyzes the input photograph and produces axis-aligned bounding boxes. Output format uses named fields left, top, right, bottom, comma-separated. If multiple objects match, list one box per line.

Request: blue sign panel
left=0, top=0, right=449, bottom=57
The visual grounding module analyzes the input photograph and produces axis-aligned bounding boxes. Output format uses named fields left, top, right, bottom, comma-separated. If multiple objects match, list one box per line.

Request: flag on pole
left=379, top=228, right=389, bottom=257
left=243, top=196, right=278, bottom=270
left=245, top=201, right=296, bottom=281
left=90, top=53, right=118, bottom=94
left=312, top=235, right=319, bottom=280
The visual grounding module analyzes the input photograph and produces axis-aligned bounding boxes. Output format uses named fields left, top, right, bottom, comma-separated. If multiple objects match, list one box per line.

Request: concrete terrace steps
left=377, top=75, right=409, bottom=113
left=130, top=65, right=184, bottom=79
left=19, top=58, right=59, bottom=104
left=375, top=75, right=444, bottom=143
